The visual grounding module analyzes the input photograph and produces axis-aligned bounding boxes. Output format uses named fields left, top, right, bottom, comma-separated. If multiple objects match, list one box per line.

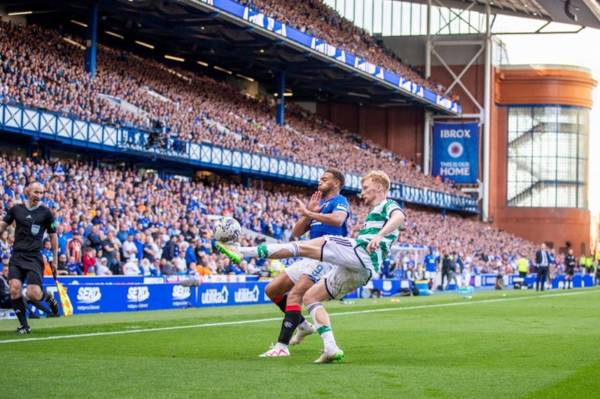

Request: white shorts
left=284, top=258, right=334, bottom=284
left=320, top=236, right=374, bottom=299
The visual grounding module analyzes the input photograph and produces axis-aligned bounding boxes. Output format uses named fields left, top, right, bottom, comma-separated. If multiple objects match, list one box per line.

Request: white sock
left=238, top=247, right=258, bottom=257
left=320, top=330, right=337, bottom=351
left=307, top=302, right=337, bottom=351
left=240, top=243, right=299, bottom=259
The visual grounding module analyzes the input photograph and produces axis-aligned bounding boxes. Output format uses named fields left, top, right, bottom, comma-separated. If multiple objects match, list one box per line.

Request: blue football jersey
left=309, top=194, right=350, bottom=239
left=424, top=254, right=437, bottom=272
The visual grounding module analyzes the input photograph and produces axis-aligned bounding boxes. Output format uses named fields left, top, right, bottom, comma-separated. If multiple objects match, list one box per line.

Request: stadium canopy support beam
left=425, top=0, right=492, bottom=221
left=276, top=71, right=285, bottom=125
left=84, top=2, right=99, bottom=77
left=423, top=0, right=432, bottom=175
left=482, top=0, right=492, bottom=222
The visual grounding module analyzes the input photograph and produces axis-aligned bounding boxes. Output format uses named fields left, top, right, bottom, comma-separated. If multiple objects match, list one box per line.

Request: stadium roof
left=2, top=0, right=461, bottom=113
left=412, top=0, right=600, bottom=29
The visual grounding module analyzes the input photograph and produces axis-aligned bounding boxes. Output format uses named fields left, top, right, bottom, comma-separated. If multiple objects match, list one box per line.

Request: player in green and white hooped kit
left=217, top=170, right=405, bottom=363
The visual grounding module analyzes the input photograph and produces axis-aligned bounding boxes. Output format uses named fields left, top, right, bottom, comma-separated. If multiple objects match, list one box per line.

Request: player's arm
left=299, top=210, right=347, bottom=227
left=291, top=217, right=311, bottom=239
left=291, top=191, right=322, bottom=239
left=294, top=195, right=347, bottom=227
left=366, top=210, right=405, bottom=253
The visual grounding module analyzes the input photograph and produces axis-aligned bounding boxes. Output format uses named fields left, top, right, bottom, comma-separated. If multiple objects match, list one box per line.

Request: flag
left=56, top=281, right=73, bottom=316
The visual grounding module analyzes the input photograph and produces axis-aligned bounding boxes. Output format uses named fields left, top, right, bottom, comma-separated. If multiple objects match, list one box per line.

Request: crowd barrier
left=1, top=274, right=595, bottom=319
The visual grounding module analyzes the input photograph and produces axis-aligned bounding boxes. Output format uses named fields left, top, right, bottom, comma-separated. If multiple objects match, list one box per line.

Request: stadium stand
left=0, top=20, right=464, bottom=196
left=0, top=155, right=537, bottom=278
left=239, top=0, right=453, bottom=97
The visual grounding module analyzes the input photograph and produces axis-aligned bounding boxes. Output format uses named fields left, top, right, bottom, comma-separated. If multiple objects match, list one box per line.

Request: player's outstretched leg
left=303, top=280, right=343, bottom=364
left=217, top=238, right=325, bottom=264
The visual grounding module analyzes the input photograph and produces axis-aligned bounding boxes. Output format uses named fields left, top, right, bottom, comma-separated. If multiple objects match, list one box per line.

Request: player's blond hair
left=360, top=170, right=391, bottom=192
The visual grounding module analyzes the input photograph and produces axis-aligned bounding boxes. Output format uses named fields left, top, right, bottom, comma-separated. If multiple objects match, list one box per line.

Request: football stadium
left=1, top=0, right=599, bottom=397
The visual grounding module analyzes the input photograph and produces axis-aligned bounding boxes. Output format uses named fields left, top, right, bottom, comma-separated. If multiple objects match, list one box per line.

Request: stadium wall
left=315, top=63, right=484, bottom=165
left=489, top=65, right=597, bottom=256
left=316, top=104, right=425, bottom=164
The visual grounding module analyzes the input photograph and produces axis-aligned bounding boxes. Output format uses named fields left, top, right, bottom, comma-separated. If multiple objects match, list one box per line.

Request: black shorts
left=566, top=268, right=575, bottom=276
left=8, top=252, right=44, bottom=288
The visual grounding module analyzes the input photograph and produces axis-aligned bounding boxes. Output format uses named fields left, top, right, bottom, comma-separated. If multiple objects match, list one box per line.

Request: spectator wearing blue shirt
left=57, top=224, right=68, bottom=256
left=424, top=251, right=438, bottom=281
left=134, top=233, right=145, bottom=262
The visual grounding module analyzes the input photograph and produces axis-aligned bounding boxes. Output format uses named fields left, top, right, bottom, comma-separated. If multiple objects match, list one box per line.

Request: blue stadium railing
left=0, top=102, right=479, bottom=213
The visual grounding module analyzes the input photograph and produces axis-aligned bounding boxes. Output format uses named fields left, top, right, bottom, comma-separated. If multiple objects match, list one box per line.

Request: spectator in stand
left=0, top=20, right=463, bottom=197
left=82, top=248, right=97, bottom=275
left=0, top=154, right=537, bottom=279
left=122, top=235, right=138, bottom=261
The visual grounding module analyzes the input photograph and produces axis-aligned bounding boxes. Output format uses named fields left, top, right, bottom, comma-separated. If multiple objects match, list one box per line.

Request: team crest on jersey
left=31, top=224, right=40, bottom=235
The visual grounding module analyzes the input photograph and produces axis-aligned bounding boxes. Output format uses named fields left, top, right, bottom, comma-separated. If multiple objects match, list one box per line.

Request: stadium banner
left=43, top=275, right=147, bottom=286
left=5, top=275, right=596, bottom=318
left=40, top=281, right=271, bottom=315
left=431, top=121, right=480, bottom=184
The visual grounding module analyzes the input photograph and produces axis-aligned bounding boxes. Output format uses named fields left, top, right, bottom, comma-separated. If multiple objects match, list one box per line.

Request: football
left=214, top=217, right=241, bottom=243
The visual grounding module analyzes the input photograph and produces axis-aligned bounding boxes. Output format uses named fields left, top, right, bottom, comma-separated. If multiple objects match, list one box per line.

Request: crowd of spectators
left=0, top=155, right=542, bottom=279
left=0, top=156, right=303, bottom=277
left=0, top=20, right=464, bottom=196
left=239, top=0, right=454, bottom=97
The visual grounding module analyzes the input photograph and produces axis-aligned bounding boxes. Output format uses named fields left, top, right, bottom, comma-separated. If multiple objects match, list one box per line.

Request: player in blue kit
left=242, top=169, right=350, bottom=357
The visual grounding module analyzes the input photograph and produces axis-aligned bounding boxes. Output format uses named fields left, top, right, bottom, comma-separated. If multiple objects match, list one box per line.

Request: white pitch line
left=0, top=289, right=597, bottom=345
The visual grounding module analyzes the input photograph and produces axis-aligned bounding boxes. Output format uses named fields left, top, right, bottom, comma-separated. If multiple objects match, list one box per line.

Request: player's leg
left=24, top=254, right=60, bottom=316
left=24, top=269, right=59, bottom=317
left=274, top=275, right=318, bottom=349
left=8, top=261, right=30, bottom=333
left=260, top=260, right=317, bottom=357
left=302, top=279, right=341, bottom=362
left=305, top=238, right=374, bottom=363
left=264, top=271, right=295, bottom=314
left=217, top=237, right=325, bottom=264
left=287, top=274, right=321, bottom=345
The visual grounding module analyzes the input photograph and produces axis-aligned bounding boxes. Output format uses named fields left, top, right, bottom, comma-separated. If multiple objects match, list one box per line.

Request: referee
left=0, top=182, right=59, bottom=334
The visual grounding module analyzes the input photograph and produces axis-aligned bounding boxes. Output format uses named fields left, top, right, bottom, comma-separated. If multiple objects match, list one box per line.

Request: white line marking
left=0, top=289, right=596, bottom=345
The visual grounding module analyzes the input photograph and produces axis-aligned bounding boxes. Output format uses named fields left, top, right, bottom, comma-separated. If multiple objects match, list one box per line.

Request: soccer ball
left=214, top=217, right=241, bottom=243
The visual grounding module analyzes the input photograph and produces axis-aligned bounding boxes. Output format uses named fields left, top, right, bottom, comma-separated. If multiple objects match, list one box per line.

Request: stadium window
left=382, top=0, right=392, bottom=35
left=373, top=0, right=383, bottom=34
left=445, top=8, right=461, bottom=35
left=393, top=1, right=403, bottom=35
left=363, top=0, right=373, bottom=32
left=346, top=0, right=354, bottom=22
left=506, top=106, right=588, bottom=208
left=356, top=0, right=365, bottom=28
left=336, top=0, right=345, bottom=16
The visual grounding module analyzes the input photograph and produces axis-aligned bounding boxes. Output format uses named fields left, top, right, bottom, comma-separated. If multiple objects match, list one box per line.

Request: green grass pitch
left=2, top=288, right=599, bottom=399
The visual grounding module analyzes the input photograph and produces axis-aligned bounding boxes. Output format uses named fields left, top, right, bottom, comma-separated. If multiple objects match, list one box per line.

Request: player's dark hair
left=325, top=168, right=345, bottom=188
